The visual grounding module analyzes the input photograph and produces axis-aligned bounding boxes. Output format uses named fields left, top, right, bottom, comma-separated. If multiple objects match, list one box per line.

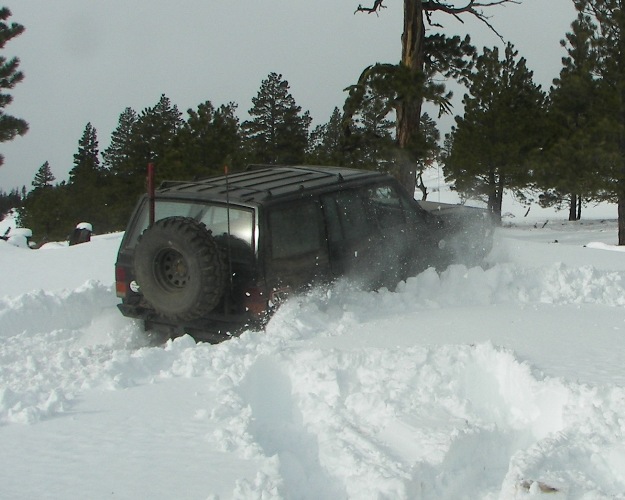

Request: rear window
left=124, top=199, right=254, bottom=249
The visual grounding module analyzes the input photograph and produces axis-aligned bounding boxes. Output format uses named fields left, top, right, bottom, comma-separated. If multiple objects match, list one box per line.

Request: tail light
left=243, top=287, right=268, bottom=317
left=115, top=266, right=128, bottom=298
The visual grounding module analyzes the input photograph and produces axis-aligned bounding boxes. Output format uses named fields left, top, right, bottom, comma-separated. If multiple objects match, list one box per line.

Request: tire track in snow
left=2, top=259, right=625, bottom=497
left=211, top=342, right=625, bottom=498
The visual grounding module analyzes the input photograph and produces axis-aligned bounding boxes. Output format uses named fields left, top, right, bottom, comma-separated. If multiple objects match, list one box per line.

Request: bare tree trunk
left=569, top=193, right=577, bottom=221
left=395, top=0, right=425, bottom=196
left=486, top=169, right=502, bottom=225
left=416, top=172, right=428, bottom=200
left=619, top=190, right=625, bottom=245
left=619, top=134, right=625, bottom=244
left=493, top=174, right=504, bottom=225
left=617, top=22, right=625, bottom=244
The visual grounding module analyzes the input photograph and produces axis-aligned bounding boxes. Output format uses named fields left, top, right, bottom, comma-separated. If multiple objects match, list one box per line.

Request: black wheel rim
left=153, top=248, right=190, bottom=290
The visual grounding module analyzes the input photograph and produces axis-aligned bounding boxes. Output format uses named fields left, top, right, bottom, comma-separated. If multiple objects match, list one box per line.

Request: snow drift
left=0, top=214, right=624, bottom=499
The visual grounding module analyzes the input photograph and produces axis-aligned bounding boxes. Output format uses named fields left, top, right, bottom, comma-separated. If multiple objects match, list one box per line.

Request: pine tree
left=31, top=161, right=55, bottom=190
left=63, top=123, right=110, bottom=232
left=353, top=0, right=521, bottom=194
left=0, top=187, right=21, bottom=217
left=102, top=96, right=183, bottom=229
left=307, top=107, right=345, bottom=165
left=536, top=10, right=608, bottom=220
left=20, top=184, right=70, bottom=241
left=0, top=7, right=27, bottom=166
left=177, top=100, right=241, bottom=178
left=102, top=107, right=138, bottom=175
left=443, top=44, right=546, bottom=224
left=23, top=160, right=64, bottom=240
left=343, top=91, right=396, bottom=170
left=242, top=73, right=311, bottom=165
left=574, top=0, right=625, bottom=243
left=69, top=123, right=101, bottom=186
left=342, top=34, right=470, bottom=194
left=133, top=94, right=183, bottom=168
left=101, top=107, right=142, bottom=229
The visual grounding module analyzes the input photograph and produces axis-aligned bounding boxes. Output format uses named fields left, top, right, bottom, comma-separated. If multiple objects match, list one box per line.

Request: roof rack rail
left=159, top=180, right=189, bottom=188
left=245, top=164, right=291, bottom=171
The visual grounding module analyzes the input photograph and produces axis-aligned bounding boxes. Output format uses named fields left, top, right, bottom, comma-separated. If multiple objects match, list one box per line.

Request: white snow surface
left=1, top=206, right=625, bottom=499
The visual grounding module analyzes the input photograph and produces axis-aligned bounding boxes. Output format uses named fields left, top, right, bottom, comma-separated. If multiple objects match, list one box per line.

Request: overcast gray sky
left=0, top=0, right=575, bottom=191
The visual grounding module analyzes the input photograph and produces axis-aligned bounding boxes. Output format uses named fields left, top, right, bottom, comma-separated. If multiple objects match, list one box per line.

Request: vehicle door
left=321, top=183, right=426, bottom=288
left=321, top=187, right=389, bottom=288
left=364, top=183, right=427, bottom=280
left=264, top=198, right=332, bottom=299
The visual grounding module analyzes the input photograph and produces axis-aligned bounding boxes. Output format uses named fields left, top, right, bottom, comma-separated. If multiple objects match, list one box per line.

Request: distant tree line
left=0, top=186, right=23, bottom=220
left=14, top=72, right=440, bottom=241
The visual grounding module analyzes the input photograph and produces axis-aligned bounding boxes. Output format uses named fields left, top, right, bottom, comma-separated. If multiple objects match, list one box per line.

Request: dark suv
left=115, top=165, right=492, bottom=342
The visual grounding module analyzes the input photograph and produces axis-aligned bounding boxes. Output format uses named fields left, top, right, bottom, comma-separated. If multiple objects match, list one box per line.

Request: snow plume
left=263, top=262, right=625, bottom=331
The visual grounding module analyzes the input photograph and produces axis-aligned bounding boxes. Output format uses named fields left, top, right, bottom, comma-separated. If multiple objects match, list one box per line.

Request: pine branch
left=355, top=0, right=521, bottom=41
left=355, top=0, right=386, bottom=14
left=422, top=1, right=521, bottom=41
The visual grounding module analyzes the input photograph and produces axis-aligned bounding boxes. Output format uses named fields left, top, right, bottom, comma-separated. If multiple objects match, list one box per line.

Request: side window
left=366, top=184, right=407, bottom=227
left=269, top=201, right=323, bottom=259
left=200, top=207, right=254, bottom=246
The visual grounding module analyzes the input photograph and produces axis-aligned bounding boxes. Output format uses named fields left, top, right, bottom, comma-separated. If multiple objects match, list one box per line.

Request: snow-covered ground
left=1, top=194, right=625, bottom=499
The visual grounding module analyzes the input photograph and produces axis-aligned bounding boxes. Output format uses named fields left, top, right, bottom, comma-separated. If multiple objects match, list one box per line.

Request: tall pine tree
left=351, top=0, right=522, bottom=193
left=536, top=10, right=607, bottom=220
left=69, top=123, right=101, bottom=186
left=102, top=96, right=183, bottom=228
left=177, top=100, right=241, bottom=178
left=575, top=0, right=625, bottom=243
left=65, top=123, right=109, bottom=231
left=133, top=94, right=183, bottom=169
left=102, top=107, right=138, bottom=176
left=443, top=44, right=546, bottom=224
left=22, top=161, right=69, bottom=241
left=242, top=73, right=311, bottom=165
left=31, top=161, right=55, bottom=190
left=0, top=7, right=27, bottom=166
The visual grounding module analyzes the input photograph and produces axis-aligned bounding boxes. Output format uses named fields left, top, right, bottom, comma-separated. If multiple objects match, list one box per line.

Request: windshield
left=124, top=199, right=255, bottom=250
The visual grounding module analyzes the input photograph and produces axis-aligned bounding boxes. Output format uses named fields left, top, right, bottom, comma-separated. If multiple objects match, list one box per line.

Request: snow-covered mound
left=0, top=217, right=624, bottom=499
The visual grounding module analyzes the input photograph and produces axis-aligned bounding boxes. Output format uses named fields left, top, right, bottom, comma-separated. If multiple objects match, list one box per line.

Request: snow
left=1, top=202, right=625, bottom=499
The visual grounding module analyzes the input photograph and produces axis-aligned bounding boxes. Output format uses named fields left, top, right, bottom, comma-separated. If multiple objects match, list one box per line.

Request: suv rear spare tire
left=134, top=216, right=225, bottom=321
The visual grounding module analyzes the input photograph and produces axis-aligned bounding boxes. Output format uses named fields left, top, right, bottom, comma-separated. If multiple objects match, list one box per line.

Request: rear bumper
left=117, top=303, right=258, bottom=343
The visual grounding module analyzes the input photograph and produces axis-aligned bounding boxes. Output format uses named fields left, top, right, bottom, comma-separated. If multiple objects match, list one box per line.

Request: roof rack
left=155, top=165, right=385, bottom=203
